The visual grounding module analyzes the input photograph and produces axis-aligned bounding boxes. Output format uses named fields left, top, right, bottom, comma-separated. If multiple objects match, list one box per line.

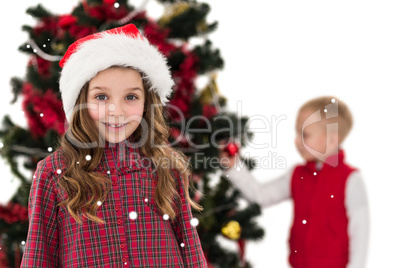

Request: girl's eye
left=126, top=95, right=138, bottom=101
left=95, top=94, right=108, bottom=101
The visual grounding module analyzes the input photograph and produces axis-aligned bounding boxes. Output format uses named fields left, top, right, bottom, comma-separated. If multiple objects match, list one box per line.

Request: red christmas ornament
left=224, top=142, right=239, bottom=156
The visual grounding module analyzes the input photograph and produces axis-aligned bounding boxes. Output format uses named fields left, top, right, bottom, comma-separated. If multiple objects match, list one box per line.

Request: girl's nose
left=107, top=102, right=124, bottom=116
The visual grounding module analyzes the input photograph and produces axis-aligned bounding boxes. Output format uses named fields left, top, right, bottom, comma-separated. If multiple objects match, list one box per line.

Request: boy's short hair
left=299, top=96, right=353, bottom=144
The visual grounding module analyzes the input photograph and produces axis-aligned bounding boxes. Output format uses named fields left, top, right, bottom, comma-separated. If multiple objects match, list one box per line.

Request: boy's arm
left=345, top=171, right=370, bottom=268
left=222, top=165, right=293, bottom=208
left=20, top=160, right=60, bottom=267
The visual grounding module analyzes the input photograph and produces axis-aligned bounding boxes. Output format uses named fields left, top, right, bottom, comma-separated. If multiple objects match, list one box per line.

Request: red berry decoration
left=224, top=143, right=239, bottom=156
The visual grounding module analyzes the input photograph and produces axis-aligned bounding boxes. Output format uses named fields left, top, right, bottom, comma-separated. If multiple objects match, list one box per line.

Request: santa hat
left=59, top=24, right=174, bottom=123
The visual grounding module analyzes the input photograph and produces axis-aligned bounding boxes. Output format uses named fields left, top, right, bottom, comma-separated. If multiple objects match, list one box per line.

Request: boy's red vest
left=289, top=150, right=356, bottom=268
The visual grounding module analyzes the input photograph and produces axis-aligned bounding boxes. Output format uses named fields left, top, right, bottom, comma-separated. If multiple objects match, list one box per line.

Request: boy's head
left=294, top=96, right=353, bottom=163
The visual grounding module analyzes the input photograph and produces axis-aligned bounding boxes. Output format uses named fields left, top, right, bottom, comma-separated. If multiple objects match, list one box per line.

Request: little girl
left=21, top=24, right=207, bottom=267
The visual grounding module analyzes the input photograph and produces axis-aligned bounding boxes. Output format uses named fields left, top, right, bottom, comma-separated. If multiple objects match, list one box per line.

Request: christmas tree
left=0, top=1, right=264, bottom=267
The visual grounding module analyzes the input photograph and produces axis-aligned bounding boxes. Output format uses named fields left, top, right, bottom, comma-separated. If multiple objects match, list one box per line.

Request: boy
left=220, top=96, right=369, bottom=268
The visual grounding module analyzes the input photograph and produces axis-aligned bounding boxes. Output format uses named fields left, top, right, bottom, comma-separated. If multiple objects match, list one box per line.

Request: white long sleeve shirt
left=223, top=165, right=369, bottom=268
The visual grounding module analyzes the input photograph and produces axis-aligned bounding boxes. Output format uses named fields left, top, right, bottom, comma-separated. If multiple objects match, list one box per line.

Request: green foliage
left=26, top=4, right=52, bottom=19
left=163, top=3, right=217, bottom=39
left=193, top=40, right=224, bottom=74
left=72, top=4, right=102, bottom=26
left=10, top=77, right=23, bottom=104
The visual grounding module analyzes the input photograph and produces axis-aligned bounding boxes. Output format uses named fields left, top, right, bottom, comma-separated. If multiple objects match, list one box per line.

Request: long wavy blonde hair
left=57, top=66, right=201, bottom=224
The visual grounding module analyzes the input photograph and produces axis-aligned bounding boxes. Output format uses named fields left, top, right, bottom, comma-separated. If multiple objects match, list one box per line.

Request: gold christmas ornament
left=199, top=73, right=221, bottom=105
left=221, top=220, right=241, bottom=240
left=159, top=2, right=191, bottom=26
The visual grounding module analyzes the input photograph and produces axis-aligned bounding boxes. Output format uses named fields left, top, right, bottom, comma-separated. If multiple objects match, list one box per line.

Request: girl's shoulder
left=35, top=148, right=67, bottom=179
left=30, top=149, right=67, bottom=200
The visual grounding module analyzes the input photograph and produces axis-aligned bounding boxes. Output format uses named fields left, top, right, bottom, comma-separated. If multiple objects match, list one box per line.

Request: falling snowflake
left=86, top=155, right=92, bottom=161
left=129, top=211, right=138, bottom=220
left=163, top=214, right=169, bottom=221
left=190, top=218, right=199, bottom=227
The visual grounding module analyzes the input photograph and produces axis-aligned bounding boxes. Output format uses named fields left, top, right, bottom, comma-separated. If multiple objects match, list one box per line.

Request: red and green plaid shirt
left=21, top=139, right=207, bottom=267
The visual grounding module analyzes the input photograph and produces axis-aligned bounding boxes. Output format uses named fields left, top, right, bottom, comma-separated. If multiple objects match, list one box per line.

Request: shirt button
left=120, top=244, right=125, bottom=249
left=117, top=219, right=122, bottom=225
left=115, top=205, right=120, bottom=211
left=122, top=258, right=127, bottom=262
left=112, top=180, right=117, bottom=186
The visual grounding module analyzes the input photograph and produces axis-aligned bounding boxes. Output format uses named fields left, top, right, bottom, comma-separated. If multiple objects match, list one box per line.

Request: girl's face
left=87, top=67, right=145, bottom=144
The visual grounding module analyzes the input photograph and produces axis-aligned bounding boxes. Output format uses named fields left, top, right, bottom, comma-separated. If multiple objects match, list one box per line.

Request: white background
left=1, top=1, right=401, bottom=267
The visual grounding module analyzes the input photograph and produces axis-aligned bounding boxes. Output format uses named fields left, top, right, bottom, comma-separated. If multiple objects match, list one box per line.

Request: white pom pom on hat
left=59, top=24, right=174, bottom=123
